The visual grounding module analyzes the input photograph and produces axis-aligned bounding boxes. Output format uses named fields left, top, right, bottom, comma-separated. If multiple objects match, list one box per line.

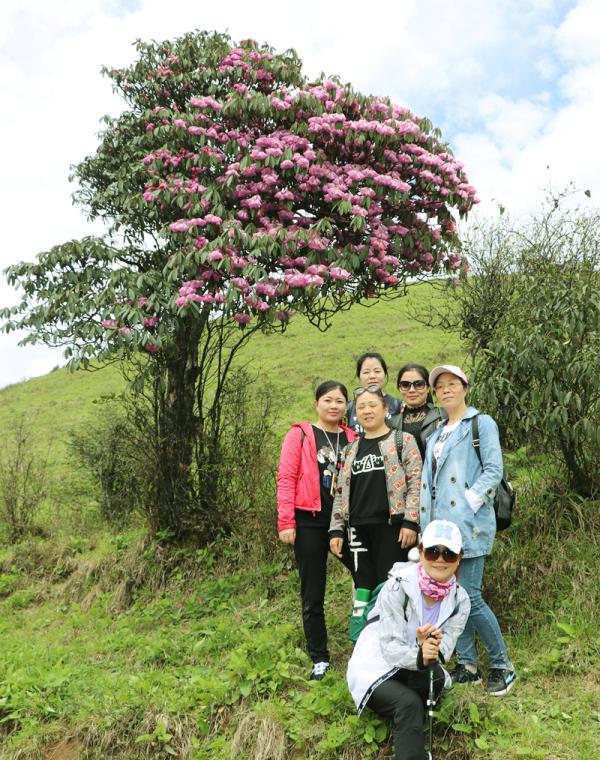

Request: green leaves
left=455, top=194, right=600, bottom=498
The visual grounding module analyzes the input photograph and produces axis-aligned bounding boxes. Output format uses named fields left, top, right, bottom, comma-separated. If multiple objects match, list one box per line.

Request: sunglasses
left=398, top=380, right=428, bottom=391
left=423, top=545, right=460, bottom=563
left=354, top=384, right=384, bottom=398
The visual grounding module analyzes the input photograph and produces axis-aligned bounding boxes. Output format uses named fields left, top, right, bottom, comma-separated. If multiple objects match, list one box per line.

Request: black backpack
left=471, top=415, right=515, bottom=531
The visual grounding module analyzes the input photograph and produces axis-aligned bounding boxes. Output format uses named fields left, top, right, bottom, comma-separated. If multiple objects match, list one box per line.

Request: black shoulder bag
left=471, top=415, right=515, bottom=531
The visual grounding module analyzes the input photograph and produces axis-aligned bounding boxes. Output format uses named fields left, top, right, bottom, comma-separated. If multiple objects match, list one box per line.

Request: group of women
left=276, top=352, right=516, bottom=759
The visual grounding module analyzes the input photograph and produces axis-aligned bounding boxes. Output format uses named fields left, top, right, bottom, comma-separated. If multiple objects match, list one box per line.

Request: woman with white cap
left=420, top=365, right=516, bottom=696
left=346, top=519, right=470, bottom=760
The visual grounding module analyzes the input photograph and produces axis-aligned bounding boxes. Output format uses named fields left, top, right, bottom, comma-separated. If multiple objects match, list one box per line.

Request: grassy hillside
left=0, top=287, right=598, bottom=760
left=238, top=284, right=463, bottom=428
left=0, top=283, right=460, bottom=465
left=0, top=284, right=462, bottom=528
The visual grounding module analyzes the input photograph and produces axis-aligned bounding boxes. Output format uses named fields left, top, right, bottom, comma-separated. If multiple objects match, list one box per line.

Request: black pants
left=294, top=526, right=353, bottom=663
left=367, top=665, right=445, bottom=760
left=346, top=522, right=409, bottom=590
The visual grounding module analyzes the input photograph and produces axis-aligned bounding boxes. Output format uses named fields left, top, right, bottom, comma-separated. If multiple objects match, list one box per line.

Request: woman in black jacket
left=388, top=363, right=444, bottom=460
left=346, top=352, right=401, bottom=433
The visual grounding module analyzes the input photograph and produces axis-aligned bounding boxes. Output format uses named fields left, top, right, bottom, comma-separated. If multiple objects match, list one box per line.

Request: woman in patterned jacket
left=329, top=385, right=422, bottom=637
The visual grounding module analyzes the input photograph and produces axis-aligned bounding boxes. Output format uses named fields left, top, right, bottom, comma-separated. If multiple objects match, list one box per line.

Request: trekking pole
left=426, top=662, right=436, bottom=760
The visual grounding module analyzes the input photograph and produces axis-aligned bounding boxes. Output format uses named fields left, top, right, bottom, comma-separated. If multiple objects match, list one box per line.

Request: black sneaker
left=486, top=668, right=516, bottom=696
left=450, top=663, right=483, bottom=685
left=310, top=661, right=330, bottom=681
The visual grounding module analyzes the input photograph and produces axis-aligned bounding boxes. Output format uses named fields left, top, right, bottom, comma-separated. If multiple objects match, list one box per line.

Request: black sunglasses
left=398, top=379, right=428, bottom=391
left=354, top=384, right=384, bottom=398
left=423, top=545, right=460, bottom=563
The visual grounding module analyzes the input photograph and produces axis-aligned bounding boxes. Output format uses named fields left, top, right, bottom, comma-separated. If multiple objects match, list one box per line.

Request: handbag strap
left=471, top=414, right=482, bottom=464
left=395, top=426, right=403, bottom=462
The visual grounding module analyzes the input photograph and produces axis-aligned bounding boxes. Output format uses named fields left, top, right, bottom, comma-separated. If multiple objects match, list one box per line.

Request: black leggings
left=367, top=665, right=445, bottom=760
left=293, top=526, right=352, bottom=662
left=346, top=522, right=410, bottom=590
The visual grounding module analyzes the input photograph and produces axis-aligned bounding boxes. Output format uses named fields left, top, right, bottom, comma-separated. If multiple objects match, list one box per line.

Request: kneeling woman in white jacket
left=347, top=520, right=470, bottom=760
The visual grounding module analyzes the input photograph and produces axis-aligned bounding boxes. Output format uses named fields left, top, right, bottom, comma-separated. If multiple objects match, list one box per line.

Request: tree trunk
left=151, top=316, right=202, bottom=537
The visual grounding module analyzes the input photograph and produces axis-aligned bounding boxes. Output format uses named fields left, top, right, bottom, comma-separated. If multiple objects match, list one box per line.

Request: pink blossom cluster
left=101, top=318, right=131, bottom=336
left=100, top=292, right=160, bottom=351
left=133, top=40, right=477, bottom=326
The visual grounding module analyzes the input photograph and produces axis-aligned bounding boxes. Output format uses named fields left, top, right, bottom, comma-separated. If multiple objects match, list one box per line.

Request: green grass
left=0, top=284, right=462, bottom=532
left=239, top=284, right=463, bottom=429
left=0, top=282, right=461, bottom=472
left=0, top=287, right=598, bottom=759
left=0, top=532, right=598, bottom=759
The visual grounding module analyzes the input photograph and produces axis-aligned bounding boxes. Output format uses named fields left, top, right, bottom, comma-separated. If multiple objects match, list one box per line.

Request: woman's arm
left=402, top=432, right=423, bottom=513
left=439, top=590, right=471, bottom=663
left=467, top=415, right=503, bottom=511
left=377, top=582, right=420, bottom=670
left=276, top=426, right=303, bottom=533
left=328, top=447, right=348, bottom=551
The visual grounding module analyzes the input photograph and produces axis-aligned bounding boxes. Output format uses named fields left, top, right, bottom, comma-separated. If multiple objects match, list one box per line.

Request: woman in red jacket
left=277, top=380, right=357, bottom=680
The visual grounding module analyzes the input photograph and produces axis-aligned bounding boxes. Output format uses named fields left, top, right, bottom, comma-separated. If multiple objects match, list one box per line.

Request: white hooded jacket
left=347, top=561, right=471, bottom=713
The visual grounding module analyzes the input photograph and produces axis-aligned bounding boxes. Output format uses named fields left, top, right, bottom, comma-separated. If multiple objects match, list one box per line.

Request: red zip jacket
left=277, top=421, right=357, bottom=532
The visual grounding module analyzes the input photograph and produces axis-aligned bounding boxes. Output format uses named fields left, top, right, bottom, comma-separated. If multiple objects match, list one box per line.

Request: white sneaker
left=310, top=661, right=330, bottom=680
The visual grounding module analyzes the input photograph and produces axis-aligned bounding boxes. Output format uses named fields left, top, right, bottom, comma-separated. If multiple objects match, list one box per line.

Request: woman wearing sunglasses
left=329, top=385, right=422, bottom=635
left=347, top=520, right=470, bottom=760
left=346, top=352, right=401, bottom=433
left=420, top=365, right=516, bottom=696
left=277, top=380, right=357, bottom=681
left=389, top=363, right=445, bottom=460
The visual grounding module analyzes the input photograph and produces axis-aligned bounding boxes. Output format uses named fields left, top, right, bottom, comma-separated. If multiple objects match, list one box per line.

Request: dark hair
left=396, top=362, right=433, bottom=403
left=315, top=380, right=349, bottom=402
left=355, top=386, right=387, bottom=407
left=356, top=352, right=388, bottom=378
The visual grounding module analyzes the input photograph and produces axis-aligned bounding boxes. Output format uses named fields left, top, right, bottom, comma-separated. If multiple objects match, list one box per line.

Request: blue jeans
left=456, top=556, right=512, bottom=669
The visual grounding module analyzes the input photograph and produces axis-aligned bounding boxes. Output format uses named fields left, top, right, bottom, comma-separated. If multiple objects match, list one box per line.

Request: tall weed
left=0, top=416, right=48, bottom=541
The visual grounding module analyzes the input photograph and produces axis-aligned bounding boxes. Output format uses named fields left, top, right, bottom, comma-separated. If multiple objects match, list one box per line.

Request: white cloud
left=453, top=0, right=600, bottom=214
left=556, top=0, right=600, bottom=63
left=1, top=0, right=599, bottom=387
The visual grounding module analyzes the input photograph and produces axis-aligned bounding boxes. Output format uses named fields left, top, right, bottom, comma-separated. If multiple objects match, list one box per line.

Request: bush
left=190, top=368, right=282, bottom=549
left=440, top=191, right=600, bottom=497
left=70, top=371, right=281, bottom=547
left=69, top=398, right=151, bottom=527
left=0, top=417, right=48, bottom=541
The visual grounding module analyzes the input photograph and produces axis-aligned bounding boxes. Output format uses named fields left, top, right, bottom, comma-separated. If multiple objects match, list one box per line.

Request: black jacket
left=388, top=403, right=446, bottom=459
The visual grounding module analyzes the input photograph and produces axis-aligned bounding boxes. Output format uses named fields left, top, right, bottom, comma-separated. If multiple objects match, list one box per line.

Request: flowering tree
left=2, top=32, right=477, bottom=538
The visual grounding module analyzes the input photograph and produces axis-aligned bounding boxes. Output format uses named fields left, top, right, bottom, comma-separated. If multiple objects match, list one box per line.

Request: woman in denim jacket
left=419, top=365, right=516, bottom=697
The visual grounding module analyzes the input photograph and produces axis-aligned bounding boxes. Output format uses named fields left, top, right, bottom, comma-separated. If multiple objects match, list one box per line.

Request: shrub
left=69, top=398, right=151, bottom=527
left=69, top=370, right=280, bottom=547
left=196, top=368, right=281, bottom=548
left=0, top=417, right=48, bottom=541
left=433, top=191, right=600, bottom=497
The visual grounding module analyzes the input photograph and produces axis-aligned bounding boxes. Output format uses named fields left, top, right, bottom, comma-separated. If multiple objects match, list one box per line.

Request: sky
left=1, top=0, right=599, bottom=389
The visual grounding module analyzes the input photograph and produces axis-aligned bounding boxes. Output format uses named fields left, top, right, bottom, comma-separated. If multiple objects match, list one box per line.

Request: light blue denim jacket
left=419, top=406, right=503, bottom=558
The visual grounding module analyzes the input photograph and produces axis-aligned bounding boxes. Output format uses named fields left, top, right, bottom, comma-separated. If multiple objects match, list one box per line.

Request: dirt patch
left=45, top=739, right=79, bottom=760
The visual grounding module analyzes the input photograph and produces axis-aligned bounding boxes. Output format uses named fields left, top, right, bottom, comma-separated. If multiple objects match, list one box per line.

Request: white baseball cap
left=421, top=520, right=463, bottom=554
left=429, top=365, right=468, bottom=388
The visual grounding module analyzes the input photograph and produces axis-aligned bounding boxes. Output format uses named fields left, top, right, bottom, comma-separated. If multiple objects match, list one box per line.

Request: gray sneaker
left=486, top=668, right=516, bottom=696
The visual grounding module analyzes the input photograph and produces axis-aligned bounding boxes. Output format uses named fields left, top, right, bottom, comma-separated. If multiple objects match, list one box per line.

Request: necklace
left=316, top=424, right=341, bottom=495
left=316, top=424, right=341, bottom=462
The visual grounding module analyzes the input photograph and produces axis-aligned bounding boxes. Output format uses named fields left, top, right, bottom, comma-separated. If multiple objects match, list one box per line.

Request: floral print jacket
left=329, top=431, right=422, bottom=535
